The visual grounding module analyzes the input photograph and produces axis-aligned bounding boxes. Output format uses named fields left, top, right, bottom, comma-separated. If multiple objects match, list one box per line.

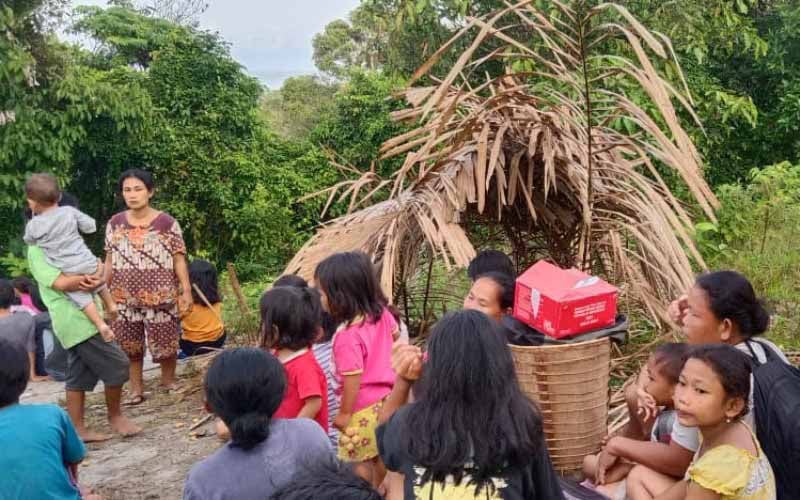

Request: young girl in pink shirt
left=314, top=251, right=398, bottom=486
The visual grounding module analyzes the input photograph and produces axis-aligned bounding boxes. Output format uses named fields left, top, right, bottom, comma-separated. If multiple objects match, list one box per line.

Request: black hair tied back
left=696, top=271, right=770, bottom=339
left=204, top=348, right=286, bottom=451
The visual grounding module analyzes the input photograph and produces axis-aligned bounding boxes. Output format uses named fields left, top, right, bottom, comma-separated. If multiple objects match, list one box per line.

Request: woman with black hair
left=183, top=348, right=333, bottom=500
left=610, top=271, right=791, bottom=492
left=105, top=169, right=191, bottom=404
left=377, top=309, right=564, bottom=499
left=464, top=272, right=547, bottom=346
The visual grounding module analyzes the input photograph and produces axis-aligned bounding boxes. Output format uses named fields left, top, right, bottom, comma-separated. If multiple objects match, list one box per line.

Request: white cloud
left=70, top=0, right=360, bottom=87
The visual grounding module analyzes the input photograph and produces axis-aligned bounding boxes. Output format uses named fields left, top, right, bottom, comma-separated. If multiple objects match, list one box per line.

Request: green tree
left=260, top=75, right=337, bottom=140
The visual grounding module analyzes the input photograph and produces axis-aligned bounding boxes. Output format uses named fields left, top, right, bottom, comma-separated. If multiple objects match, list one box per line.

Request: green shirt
left=27, top=246, right=96, bottom=349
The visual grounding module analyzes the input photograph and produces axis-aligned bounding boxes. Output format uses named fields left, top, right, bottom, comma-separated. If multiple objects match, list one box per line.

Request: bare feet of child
left=109, top=414, right=142, bottom=437
left=78, top=428, right=113, bottom=443
left=30, top=374, right=52, bottom=382
left=98, top=324, right=116, bottom=343
left=215, top=418, right=230, bottom=441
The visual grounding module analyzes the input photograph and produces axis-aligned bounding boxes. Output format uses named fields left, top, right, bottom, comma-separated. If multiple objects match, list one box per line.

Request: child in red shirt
left=259, top=285, right=328, bottom=432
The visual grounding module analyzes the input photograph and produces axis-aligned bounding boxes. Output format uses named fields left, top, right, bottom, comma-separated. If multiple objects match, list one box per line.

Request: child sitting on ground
left=0, top=338, right=101, bottom=500
left=583, top=343, right=690, bottom=498
left=259, top=285, right=329, bottom=431
left=179, top=260, right=225, bottom=357
left=23, top=173, right=116, bottom=342
left=626, top=344, right=776, bottom=499
left=183, top=348, right=333, bottom=500
left=314, top=251, right=399, bottom=486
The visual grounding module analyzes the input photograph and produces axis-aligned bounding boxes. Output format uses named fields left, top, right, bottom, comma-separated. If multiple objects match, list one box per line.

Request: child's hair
left=467, top=250, right=515, bottom=281
left=273, top=274, right=309, bottom=288
left=118, top=168, right=155, bottom=192
left=313, top=251, right=385, bottom=325
left=271, top=274, right=336, bottom=342
left=695, top=271, right=769, bottom=338
left=475, top=271, right=515, bottom=310
left=0, top=338, right=29, bottom=407
left=188, top=260, right=220, bottom=305
left=259, top=286, right=322, bottom=351
left=0, top=279, right=15, bottom=309
left=403, top=309, right=544, bottom=489
left=687, top=344, right=752, bottom=419
left=204, top=347, right=286, bottom=450
left=25, top=173, right=60, bottom=205
left=651, top=343, right=691, bottom=384
left=270, top=460, right=382, bottom=500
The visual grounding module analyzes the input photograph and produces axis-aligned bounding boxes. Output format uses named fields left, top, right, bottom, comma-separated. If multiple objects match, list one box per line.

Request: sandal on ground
left=122, top=394, right=147, bottom=406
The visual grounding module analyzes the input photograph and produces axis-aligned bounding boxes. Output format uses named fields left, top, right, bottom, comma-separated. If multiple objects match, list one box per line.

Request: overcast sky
left=71, top=0, right=361, bottom=88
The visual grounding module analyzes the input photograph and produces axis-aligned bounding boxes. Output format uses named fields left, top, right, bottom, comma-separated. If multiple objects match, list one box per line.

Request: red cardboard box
left=513, top=260, right=618, bottom=339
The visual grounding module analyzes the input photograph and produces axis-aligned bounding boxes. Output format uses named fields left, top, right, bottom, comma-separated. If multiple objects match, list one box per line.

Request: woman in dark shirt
left=377, top=309, right=563, bottom=499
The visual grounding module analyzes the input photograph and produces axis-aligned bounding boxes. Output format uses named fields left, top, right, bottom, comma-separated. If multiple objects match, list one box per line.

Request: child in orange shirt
left=179, top=260, right=225, bottom=357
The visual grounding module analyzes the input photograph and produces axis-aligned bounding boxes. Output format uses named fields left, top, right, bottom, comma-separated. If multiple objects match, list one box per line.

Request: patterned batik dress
left=105, top=211, right=186, bottom=361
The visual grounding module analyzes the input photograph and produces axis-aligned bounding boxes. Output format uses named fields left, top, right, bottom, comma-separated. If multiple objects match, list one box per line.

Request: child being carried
left=24, top=174, right=117, bottom=342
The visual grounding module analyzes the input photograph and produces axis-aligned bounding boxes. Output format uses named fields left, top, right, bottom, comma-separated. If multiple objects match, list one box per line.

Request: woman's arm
left=297, top=396, right=322, bottom=420
left=104, top=253, right=113, bottom=285
left=173, top=253, right=192, bottom=313
left=334, top=373, right=361, bottom=431
left=379, top=344, right=423, bottom=424
left=379, top=377, right=412, bottom=425
left=52, top=274, right=103, bottom=293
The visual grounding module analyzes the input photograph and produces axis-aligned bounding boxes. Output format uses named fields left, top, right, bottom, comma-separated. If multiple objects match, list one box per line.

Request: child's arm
left=72, top=208, right=96, bottom=235
left=297, top=396, right=322, bottom=420
left=334, top=373, right=361, bottom=431
left=605, top=436, right=693, bottom=478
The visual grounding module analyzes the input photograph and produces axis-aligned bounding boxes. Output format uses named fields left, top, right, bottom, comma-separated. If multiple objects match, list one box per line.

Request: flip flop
left=123, top=394, right=147, bottom=406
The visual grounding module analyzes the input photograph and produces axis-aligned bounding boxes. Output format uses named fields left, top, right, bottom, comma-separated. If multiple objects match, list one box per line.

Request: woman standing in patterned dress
left=105, top=169, right=192, bottom=404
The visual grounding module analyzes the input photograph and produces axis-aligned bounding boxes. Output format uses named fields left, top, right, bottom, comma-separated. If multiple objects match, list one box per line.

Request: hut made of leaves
left=285, top=0, right=718, bottom=324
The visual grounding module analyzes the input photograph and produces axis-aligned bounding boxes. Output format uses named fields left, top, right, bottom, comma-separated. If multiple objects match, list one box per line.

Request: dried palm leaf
left=284, top=0, right=718, bottom=318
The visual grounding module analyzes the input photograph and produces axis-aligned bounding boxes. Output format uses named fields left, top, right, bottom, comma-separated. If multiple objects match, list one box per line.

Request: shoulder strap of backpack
left=745, top=340, right=764, bottom=367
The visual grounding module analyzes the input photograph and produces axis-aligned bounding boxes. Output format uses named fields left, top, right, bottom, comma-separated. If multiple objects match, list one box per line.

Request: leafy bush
left=695, top=162, right=800, bottom=350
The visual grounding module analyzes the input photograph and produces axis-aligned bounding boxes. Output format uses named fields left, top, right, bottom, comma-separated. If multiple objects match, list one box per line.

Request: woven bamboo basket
left=510, top=337, right=611, bottom=473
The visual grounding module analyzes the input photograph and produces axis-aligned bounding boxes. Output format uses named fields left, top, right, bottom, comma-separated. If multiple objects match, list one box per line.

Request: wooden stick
left=189, top=414, right=214, bottom=431
left=226, top=263, right=250, bottom=316
left=192, top=283, right=224, bottom=324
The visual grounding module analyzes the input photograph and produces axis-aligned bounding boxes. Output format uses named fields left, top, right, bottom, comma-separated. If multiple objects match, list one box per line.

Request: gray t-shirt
left=670, top=339, right=789, bottom=452
left=0, top=312, right=36, bottom=353
left=183, top=418, right=333, bottom=500
left=23, top=205, right=98, bottom=275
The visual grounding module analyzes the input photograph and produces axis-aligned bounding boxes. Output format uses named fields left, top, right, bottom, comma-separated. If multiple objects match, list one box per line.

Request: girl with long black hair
left=377, top=309, right=564, bottom=499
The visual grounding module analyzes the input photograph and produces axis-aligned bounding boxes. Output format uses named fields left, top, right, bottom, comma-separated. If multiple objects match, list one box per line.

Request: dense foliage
left=3, top=0, right=800, bottom=314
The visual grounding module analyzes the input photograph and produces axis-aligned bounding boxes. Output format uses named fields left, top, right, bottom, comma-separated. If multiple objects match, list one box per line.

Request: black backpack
left=746, top=340, right=800, bottom=499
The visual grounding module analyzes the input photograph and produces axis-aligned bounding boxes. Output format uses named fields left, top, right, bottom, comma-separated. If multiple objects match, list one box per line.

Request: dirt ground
left=22, top=359, right=221, bottom=500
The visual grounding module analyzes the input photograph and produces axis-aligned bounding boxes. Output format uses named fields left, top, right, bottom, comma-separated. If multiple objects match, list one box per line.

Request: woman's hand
left=178, top=290, right=193, bottom=314
left=79, top=274, right=104, bottom=292
left=668, top=294, right=689, bottom=327
left=333, top=412, right=351, bottom=432
left=392, top=344, right=423, bottom=382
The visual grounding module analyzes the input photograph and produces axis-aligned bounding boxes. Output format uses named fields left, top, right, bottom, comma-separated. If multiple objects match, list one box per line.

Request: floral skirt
left=337, top=399, right=384, bottom=462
